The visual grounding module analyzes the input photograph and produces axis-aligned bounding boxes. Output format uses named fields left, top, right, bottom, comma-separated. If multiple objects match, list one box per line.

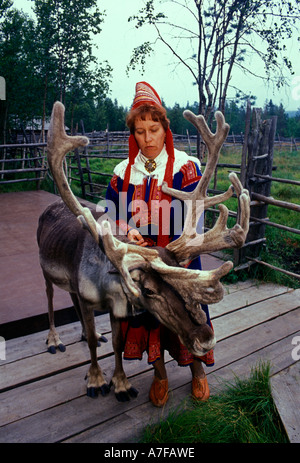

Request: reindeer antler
left=47, top=102, right=100, bottom=242
left=47, top=102, right=249, bottom=310
left=47, top=102, right=159, bottom=298
left=162, top=110, right=250, bottom=265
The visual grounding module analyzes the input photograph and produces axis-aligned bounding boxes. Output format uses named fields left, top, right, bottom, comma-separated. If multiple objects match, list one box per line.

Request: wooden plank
left=213, top=289, right=299, bottom=341
left=2, top=313, right=111, bottom=364
left=271, top=362, right=300, bottom=443
left=2, top=308, right=298, bottom=428
left=64, top=330, right=300, bottom=444
left=0, top=355, right=152, bottom=428
left=210, top=282, right=292, bottom=318
left=0, top=308, right=298, bottom=443
left=0, top=332, right=114, bottom=391
left=1, top=308, right=298, bottom=428
left=1, top=289, right=298, bottom=391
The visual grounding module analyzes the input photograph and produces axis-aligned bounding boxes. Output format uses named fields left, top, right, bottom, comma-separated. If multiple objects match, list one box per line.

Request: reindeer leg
left=45, top=277, right=66, bottom=354
left=80, top=300, right=110, bottom=398
left=69, top=293, right=108, bottom=346
left=109, top=313, right=138, bottom=402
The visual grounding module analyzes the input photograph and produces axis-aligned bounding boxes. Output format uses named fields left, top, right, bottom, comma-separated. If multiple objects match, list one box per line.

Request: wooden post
left=74, top=148, right=86, bottom=199
left=186, top=129, right=192, bottom=156
left=236, top=109, right=277, bottom=265
left=80, top=120, right=94, bottom=195
left=240, top=100, right=251, bottom=187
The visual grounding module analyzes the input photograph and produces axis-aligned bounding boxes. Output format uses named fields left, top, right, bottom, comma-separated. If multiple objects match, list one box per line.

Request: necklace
left=144, top=159, right=157, bottom=173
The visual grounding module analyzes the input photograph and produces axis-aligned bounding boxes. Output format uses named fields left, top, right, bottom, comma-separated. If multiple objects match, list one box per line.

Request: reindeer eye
left=142, top=287, right=155, bottom=297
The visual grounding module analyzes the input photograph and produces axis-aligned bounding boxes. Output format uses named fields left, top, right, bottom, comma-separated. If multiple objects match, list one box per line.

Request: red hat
left=123, top=82, right=175, bottom=247
left=131, top=81, right=162, bottom=109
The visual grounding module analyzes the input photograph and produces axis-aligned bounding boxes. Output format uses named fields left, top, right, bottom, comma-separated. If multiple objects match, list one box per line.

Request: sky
left=11, top=0, right=300, bottom=112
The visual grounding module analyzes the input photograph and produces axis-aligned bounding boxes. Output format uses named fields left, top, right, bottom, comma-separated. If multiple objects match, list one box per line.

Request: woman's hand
left=127, top=228, right=148, bottom=246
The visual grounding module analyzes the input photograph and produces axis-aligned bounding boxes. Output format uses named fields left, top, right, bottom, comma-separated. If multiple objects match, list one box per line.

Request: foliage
left=1, top=2, right=300, bottom=140
left=0, top=0, right=112, bottom=142
left=32, top=0, right=112, bottom=126
left=0, top=6, right=42, bottom=134
left=140, top=362, right=288, bottom=443
left=127, top=0, right=300, bottom=121
left=165, top=98, right=297, bottom=137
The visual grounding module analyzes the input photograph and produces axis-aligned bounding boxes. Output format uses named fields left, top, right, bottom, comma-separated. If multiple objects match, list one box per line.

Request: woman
left=106, top=81, right=214, bottom=407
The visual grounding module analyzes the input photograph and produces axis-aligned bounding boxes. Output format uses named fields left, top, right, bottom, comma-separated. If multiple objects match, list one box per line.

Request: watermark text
left=291, top=336, right=300, bottom=361
left=0, top=77, right=5, bottom=101
left=96, top=195, right=204, bottom=244
left=0, top=336, right=6, bottom=360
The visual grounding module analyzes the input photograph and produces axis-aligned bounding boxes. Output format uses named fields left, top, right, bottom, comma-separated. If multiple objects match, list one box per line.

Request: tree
left=127, top=0, right=300, bottom=124
left=0, top=5, right=42, bottom=141
left=33, top=0, right=112, bottom=137
left=0, top=1, right=112, bottom=141
left=262, top=99, right=288, bottom=136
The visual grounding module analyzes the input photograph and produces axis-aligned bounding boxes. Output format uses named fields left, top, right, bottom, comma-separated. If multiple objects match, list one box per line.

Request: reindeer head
left=47, top=102, right=250, bottom=357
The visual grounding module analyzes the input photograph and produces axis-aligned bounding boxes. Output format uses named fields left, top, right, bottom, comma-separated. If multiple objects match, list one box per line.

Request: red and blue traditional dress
left=106, top=145, right=215, bottom=368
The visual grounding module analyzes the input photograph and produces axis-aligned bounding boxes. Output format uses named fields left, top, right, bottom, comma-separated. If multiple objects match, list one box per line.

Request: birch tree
left=128, top=0, right=300, bottom=123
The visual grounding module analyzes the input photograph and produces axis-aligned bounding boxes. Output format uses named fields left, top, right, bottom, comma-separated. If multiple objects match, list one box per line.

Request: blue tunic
left=105, top=150, right=214, bottom=366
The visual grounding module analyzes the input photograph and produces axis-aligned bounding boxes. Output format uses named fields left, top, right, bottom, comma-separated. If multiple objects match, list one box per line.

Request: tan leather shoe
left=149, top=377, right=169, bottom=407
left=192, top=375, right=210, bottom=401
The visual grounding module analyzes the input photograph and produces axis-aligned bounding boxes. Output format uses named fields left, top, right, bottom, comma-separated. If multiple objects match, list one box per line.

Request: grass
left=207, top=146, right=300, bottom=288
left=140, top=362, right=289, bottom=444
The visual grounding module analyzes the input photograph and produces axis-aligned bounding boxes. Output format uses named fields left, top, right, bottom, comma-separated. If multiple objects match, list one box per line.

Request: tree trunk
left=235, top=108, right=277, bottom=265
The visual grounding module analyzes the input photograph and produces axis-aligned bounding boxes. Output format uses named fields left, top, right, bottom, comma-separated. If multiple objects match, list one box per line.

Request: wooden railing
left=0, top=142, right=47, bottom=188
left=1, top=118, right=299, bottom=280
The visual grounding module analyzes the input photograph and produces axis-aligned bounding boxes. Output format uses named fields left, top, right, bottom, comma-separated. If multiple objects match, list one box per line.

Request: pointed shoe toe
left=192, top=376, right=210, bottom=401
left=149, top=377, right=169, bottom=407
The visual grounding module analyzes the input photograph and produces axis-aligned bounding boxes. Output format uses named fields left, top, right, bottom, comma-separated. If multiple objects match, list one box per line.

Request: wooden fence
left=0, top=142, right=47, bottom=188
left=0, top=113, right=299, bottom=280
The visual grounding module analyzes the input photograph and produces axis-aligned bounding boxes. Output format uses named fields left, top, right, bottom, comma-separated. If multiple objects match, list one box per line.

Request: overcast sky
left=12, top=0, right=300, bottom=111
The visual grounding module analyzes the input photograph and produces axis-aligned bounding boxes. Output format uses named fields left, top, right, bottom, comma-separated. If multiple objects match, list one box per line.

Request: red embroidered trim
left=110, top=174, right=119, bottom=193
left=131, top=179, right=163, bottom=228
left=180, top=161, right=202, bottom=189
left=121, top=321, right=215, bottom=366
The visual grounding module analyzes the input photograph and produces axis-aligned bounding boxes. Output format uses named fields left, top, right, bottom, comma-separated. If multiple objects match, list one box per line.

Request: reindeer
left=37, top=101, right=250, bottom=401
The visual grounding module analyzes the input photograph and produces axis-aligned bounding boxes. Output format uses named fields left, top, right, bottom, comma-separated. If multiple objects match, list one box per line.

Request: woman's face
left=134, top=114, right=166, bottom=159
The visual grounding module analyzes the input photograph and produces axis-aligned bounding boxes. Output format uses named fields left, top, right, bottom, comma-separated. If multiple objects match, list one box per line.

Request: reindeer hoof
left=115, top=391, right=130, bottom=402
left=87, top=387, right=98, bottom=398
left=58, top=343, right=66, bottom=352
left=47, top=343, right=66, bottom=354
left=100, top=383, right=110, bottom=396
left=86, top=383, right=110, bottom=398
left=115, top=386, right=139, bottom=402
left=81, top=333, right=108, bottom=346
left=128, top=387, right=139, bottom=398
left=48, top=345, right=57, bottom=354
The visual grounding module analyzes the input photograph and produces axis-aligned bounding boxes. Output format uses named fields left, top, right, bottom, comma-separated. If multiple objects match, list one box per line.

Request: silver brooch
left=144, top=159, right=157, bottom=173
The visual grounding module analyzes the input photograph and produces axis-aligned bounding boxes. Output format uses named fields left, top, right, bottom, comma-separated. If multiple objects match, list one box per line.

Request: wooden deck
left=0, top=190, right=222, bottom=331
left=0, top=280, right=299, bottom=443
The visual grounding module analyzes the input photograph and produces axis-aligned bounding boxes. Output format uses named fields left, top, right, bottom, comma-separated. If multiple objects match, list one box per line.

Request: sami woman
left=106, top=81, right=214, bottom=407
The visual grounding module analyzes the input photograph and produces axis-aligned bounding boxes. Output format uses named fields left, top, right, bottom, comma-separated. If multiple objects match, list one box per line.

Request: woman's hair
left=126, top=104, right=170, bottom=134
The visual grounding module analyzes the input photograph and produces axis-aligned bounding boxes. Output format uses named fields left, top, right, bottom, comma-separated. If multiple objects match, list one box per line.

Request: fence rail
left=0, top=142, right=47, bottom=187
left=0, top=124, right=299, bottom=281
